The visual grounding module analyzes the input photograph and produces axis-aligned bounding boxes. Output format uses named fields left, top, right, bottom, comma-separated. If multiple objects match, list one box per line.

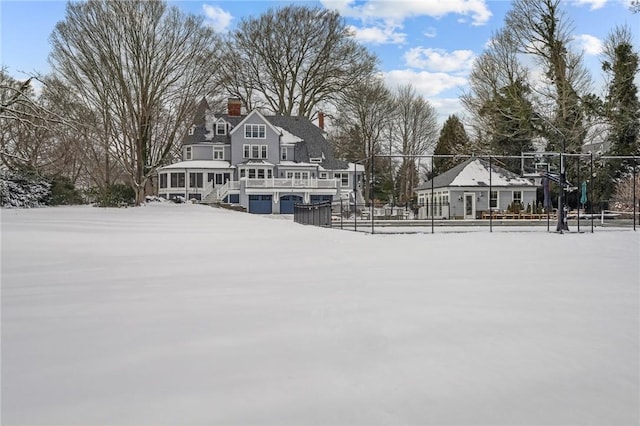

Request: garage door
left=279, top=195, right=303, bottom=214
left=248, top=195, right=272, bottom=214
left=310, top=195, right=333, bottom=204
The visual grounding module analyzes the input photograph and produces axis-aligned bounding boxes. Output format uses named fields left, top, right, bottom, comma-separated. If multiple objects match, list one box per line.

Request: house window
left=245, top=124, right=266, bottom=139
left=243, top=144, right=267, bottom=159
left=185, top=146, right=192, bottom=160
left=216, top=174, right=223, bottom=185
left=189, top=172, right=203, bottom=188
left=159, top=174, right=167, bottom=189
left=267, top=169, right=272, bottom=178
left=281, top=147, right=287, bottom=160
left=319, top=172, right=327, bottom=179
left=257, top=169, right=265, bottom=179
left=240, top=169, right=246, bottom=178
left=213, top=146, right=224, bottom=160
left=513, top=190, right=522, bottom=206
left=170, top=172, right=185, bottom=188
left=188, top=126, right=195, bottom=135
left=490, top=190, right=498, bottom=209
left=335, top=172, right=349, bottom=187
left=216, top=122, right=226, bottom=135
left=207, top=173, right=215, bottom=183
left=248, top=169, right=256, bottom=178
left=286, top=171, right=309, bottom=180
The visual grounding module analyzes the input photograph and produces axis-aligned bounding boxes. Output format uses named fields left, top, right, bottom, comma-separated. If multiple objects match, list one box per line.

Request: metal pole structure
left=431, top=155, right=435, bottom=234
left=590, top=153, right=594, bottom=233
left=632, top=160, right=637, bottom=231
left=340, top=198, right=343, bottom=230
left=371, top=155, right=375, bottom=235
left=489, top=155, right=493, bottom=233
left=353, top=162, right=357, bottom=232
left=547, top=162, right=550, bottom=232
left=577, top=156, right=581, bottom=233
left=556, top=152, right=568, bottom=233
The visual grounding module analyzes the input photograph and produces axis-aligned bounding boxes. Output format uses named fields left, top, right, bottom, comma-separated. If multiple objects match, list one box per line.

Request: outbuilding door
left=249, top=195, right=272, bottom=214
left=464, top=193, right=476, bottom=219
left=279, top=195, right=303, bottom=214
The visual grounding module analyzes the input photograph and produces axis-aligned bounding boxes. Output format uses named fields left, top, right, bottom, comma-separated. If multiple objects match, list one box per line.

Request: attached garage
left=248, top=195, right=272, bottom=214
left=279, top=195, right=303, bottom=214
left=310, top=195, right=333, bottom=204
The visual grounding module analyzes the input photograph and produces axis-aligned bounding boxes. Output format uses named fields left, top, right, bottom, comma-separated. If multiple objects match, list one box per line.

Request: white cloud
left=349, top=24, right=407, bottom=45
left=383, top=69, right=468, bottom=97
left=320, top=0, right=492, bottom=26
left=573, top=0, right=608, bottom=10
left=424, top=27, right=437, bottom=38
left=202, top=4, right=233, bottom=32
left=404, top=47, right=475, bottom=72
left=575, top=34, right=603, bottom=56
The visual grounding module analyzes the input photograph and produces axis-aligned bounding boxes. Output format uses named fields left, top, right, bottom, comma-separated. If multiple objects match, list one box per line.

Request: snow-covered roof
left=278, top=161, right=318, bottom=168
left=159, top=160, right=232, bottom=170
left=237, top=160, right=275, bottom=167
left=416, top=158, right=535, bottom=191
left=276, top=127, right=303, bottom=144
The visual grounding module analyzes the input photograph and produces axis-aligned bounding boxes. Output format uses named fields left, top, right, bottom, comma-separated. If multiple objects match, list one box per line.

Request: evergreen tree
left=432, top=115, right=471, bottom=176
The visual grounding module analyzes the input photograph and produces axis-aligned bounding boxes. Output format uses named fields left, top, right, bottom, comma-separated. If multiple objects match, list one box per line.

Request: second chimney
left=318, top=111, right=324, bottom=130
left=227, top=98, right=241, bottom=116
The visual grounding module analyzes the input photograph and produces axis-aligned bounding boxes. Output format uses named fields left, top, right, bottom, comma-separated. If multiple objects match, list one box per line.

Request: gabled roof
left=415, top=158, right=535, bottom=191
left=229, top=110, right=282, bottom=138
left=265, top=115, right=349, bottom=170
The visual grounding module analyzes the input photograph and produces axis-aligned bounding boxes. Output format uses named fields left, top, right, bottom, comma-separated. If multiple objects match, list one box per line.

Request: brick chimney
left=318, top=111, right=324, bottom=130
left=227, top=98, right=241, bottom=116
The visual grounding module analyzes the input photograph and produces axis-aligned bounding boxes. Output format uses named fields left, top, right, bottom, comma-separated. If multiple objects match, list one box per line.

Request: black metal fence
left=293, top=201, right=332, bottom=227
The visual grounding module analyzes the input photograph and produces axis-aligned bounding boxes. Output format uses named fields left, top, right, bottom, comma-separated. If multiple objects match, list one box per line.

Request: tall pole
left=577, top=156, right=581, bottom=232
left=556, top=152, right=569, bottom=233
left=634, top=160, right=637, bottom=231
left=590, top=153, right=594, bottom=233
left=489, top=156, right=493, bottom=233
left=371, top=155, right=375, bottom=234
left=353, top=162, right=357, bottom=232
left=431, top=155, right=435, bottom=234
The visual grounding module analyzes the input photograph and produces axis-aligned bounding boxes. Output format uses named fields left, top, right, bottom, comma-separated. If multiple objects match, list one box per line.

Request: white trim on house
left=229, top=110, right=282, bottom=138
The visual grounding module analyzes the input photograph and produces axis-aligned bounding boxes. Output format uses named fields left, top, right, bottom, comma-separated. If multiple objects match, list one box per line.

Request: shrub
left=0, top=169, right=51, bottom=208
left=49, top=175, right=84, bottom=205
left=90, top=183, right=136, bottom=207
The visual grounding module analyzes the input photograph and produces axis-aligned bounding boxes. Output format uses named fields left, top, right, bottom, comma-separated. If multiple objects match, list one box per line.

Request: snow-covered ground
left=2, top=203, right=638, bottom=425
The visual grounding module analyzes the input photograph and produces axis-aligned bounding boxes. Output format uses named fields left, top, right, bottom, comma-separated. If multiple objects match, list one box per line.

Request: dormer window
left=310, top=157, right=322, bottom=163
left=216, top=120, right=227, bottom=135
left=185, top=146, right=192, bottom=160
left=188, top=126, right=195, bottom=135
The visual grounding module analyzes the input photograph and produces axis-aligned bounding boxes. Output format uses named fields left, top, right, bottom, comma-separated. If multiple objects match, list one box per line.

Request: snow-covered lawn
left=2, top=203, right=638, bottom=425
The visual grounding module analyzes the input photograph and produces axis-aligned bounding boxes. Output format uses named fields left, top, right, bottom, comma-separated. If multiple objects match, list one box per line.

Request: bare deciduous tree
left=219, top=4, right=378, bottom=119
left=49, top=0, right=220, bottom=204
left=391, top=84, right=438, bottom=203
left=505, top=0, right=591, bottom=153
left=332, top=77, right=394, bottom=201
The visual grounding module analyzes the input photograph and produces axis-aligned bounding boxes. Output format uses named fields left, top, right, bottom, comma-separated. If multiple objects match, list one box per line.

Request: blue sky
left=1, top=0, right=638, bottom=121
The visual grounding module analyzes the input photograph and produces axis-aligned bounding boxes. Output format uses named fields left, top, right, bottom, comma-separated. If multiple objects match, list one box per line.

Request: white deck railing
left=243, top=178, right=339, bottom=189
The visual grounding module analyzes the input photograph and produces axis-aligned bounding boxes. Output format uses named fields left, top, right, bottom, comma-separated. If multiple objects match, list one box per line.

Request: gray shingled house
left=414, top=158, right=537, bottom=219
left=157, top=99, right=364, bottom=213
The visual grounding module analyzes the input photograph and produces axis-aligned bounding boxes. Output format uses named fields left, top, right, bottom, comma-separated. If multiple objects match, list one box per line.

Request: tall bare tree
left=219, top=4, right=378, bottom=119
left=49, top=0, right=220, bottom=204
left=332, top=77, right=394, bottom=202
left=505, top=0, right=591, bottom=154
left=391, top=84, right=438, bottom=203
